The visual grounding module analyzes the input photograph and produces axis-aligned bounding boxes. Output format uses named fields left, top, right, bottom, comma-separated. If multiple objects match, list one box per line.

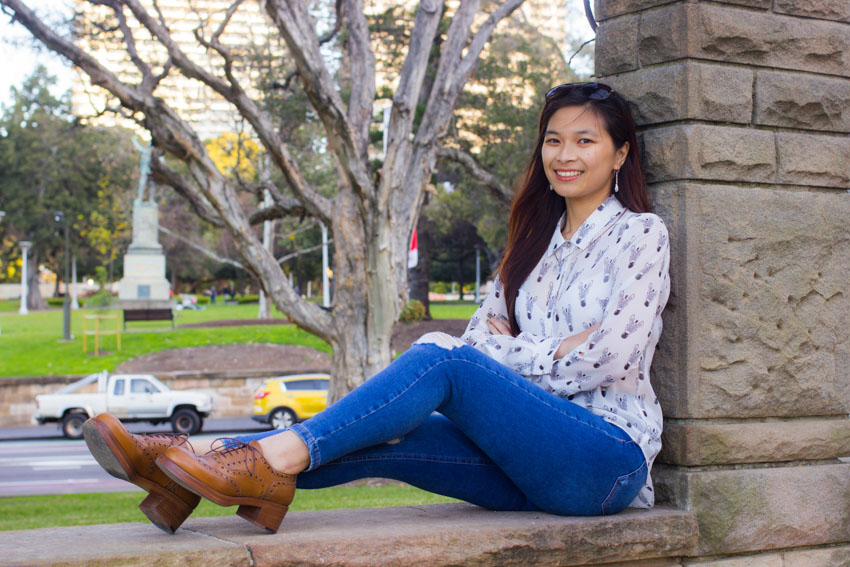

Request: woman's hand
left=486, top=316, right=513, bottom=336
left=488, top=317, right=600, bottom=361
left=554, top=322, right=601, bottom=360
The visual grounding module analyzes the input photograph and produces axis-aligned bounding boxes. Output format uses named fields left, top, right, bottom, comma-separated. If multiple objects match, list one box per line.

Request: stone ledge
left=660, top=418, right=850, bottom=466
left=0, top=503, right=697, bottom=567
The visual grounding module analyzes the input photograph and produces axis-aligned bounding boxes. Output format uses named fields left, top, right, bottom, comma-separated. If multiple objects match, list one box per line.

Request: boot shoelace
left=143, top=432, right=195, bottom=454
left=207, top=438, right=261, bottom=476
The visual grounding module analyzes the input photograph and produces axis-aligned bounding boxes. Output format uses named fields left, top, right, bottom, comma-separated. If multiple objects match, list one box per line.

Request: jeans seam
left=600, top=455, right=647, bottom=515
left=326, top=454, right=497, bottom=465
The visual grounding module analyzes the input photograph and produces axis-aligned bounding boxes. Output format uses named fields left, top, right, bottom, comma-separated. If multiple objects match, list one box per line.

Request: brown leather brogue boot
left=82, top=413, right=201, bottom=534
left=157, top=439, right=296, bottom=533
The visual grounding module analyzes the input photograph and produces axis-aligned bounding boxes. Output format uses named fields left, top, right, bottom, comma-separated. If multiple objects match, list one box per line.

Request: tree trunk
left=321, top=188, right=400, bottom=403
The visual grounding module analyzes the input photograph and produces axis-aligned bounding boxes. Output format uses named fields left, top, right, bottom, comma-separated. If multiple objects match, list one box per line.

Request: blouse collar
left=546, top=195, right=626, bottom=257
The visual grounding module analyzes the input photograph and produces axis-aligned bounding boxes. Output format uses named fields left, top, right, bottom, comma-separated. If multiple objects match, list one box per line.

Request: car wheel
left=170, top=408, right=201, bottom=435
left=62, top=412, right=87, bottom=439
left=270, top=408, right=297, bottom=430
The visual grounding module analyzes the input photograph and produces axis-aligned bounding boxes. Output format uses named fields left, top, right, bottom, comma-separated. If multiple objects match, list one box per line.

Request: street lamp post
left=19, top=241, right=32, bottom=315
left=54, top=212, right=71, bottom=341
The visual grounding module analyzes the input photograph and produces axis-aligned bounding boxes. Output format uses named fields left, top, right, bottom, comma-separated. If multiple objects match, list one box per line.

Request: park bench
left=123, top=308, right=175, bottom=330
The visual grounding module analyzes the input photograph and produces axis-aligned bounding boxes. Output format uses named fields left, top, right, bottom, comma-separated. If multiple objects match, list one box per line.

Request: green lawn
left=0, top=303, right=326, bottom=378
left=429, top=301, right=478, bottom=320
left=0, top=485, right=458, bottom=531
left=0, top=300, right=477, bottom=378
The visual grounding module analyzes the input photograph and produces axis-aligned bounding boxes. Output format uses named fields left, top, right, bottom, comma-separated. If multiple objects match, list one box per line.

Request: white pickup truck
left=34, top=371, right=214, bottom=439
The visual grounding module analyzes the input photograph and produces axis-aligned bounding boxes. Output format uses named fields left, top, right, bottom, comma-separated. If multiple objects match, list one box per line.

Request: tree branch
left=249, top=199, right=308, bottom=225
left=342, top=0, right=375, bottom=161
left=120, top=0, right=333, bottom=223
left=318, top=0, right=342, bottom=44
left=436, top=146, right=513, bottom=204
left=192, top=0, right=244, bottom=92
left=276, top=241, right=330, bottom=265
left=389, top=0, right=526, bottom=256
left=158, top=225, right=244, bottom=269
left=1, top=0, right=147, bottom=112
left=263, top=0, right=374, bottom=207
left=149, top=158, right=224, bottom=227
left=456, top=0, right=526, bottom=86
left=379, top=0, right=444, bottom=207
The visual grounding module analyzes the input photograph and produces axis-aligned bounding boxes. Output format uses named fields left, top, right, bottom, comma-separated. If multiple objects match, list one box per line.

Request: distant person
left=209, top=286, right=216, bottom=304
left=84, top=83, right=670, bottom=535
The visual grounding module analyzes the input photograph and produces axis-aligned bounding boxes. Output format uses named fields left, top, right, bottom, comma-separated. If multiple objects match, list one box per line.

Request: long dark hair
left=499, top=83, right=650, bottom=335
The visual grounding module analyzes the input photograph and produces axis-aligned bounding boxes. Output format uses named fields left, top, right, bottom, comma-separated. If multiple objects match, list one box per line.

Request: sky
left=0, top=0, right=595, bottom=109
left=0, top=0, right=75, bottom=108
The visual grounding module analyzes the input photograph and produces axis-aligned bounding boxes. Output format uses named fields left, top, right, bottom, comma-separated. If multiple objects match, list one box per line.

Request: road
left=0, top=417, right=270, bottom=497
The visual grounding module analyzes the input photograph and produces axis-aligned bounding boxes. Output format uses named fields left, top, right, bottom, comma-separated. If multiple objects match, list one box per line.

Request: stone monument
left=118, top=139, right=171, bottom=305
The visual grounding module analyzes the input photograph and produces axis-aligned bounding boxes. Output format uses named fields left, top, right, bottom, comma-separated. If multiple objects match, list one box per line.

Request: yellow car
left=251, top=374, right=330, bottom=430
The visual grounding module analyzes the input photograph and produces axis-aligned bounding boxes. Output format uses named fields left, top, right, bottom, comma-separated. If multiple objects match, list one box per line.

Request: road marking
left=0, top=478, right=104, bottom=487
left=0, top=457, right=96, bottom=467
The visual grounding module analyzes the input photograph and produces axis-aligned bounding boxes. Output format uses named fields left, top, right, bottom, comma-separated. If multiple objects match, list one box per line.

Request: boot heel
left=236, top=502, right=288, bottom=533
left=139, top=491, right=199, bottom=534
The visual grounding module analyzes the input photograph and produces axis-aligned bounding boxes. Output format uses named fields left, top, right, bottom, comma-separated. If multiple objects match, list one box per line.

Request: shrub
left=237, top=294, right=259, bottom=304
left=429, top=281, right=450, bottom=294
left=196, top=296, right=210, bottom=305
left=46, top=297, right=65, bottom=307
left=399, top=299, right=426, bottom=323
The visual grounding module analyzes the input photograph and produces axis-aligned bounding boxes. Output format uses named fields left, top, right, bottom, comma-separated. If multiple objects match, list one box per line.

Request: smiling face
left=541, top=105, right=629, bottom=209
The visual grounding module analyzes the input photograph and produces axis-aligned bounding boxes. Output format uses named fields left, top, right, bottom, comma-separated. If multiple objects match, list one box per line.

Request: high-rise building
left=71, top=0, right=283, bottom=140
left=71, top=0, right=575, bottom=140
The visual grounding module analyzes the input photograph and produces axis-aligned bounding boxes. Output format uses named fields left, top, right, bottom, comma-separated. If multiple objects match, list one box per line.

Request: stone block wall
left=596, top=0, right=850, bottom=563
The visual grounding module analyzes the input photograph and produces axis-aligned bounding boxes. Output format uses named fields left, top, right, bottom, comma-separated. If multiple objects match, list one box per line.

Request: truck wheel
left=170, top=409, right=201, bottom=435
left=62, top=413, right=87, bottom=439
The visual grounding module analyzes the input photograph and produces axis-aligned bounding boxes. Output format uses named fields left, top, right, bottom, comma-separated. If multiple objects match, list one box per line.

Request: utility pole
left=71, top=255, right=80, bottom=309
left=55, top=211, right=71, bottom=341
left=258, top=187, right=272, bottom=319
left=321, top=222, right=330, bottom=308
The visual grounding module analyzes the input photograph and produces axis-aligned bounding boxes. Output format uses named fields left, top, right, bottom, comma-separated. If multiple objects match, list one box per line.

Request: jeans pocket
left=601, top=461, right=648, bottom=515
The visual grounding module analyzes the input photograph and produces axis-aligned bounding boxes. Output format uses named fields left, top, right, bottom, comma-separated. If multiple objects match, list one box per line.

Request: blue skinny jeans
left=235, top=343, right=647, bottom=516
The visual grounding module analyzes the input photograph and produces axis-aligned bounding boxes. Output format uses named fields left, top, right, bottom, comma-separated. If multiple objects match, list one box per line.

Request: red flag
left=408, top=228, right=418, bottom=269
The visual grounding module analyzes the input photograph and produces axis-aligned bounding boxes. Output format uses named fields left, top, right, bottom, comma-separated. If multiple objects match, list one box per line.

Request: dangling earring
left=613, top=169, right=620, bottom=193
left=548, top=183, right=553, bottom=192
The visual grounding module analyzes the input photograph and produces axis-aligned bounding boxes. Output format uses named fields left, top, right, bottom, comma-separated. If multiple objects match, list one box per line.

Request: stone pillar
left=595, top=0, right=850, bottom=563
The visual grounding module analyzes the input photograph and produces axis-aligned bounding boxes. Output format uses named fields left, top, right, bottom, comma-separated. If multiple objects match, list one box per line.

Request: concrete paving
left=0, top=504, right=697, bottom=567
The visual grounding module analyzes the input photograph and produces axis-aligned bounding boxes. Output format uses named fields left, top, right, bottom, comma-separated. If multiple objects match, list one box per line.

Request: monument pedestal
left=118, top=250, right=170, bottom=302
left=119, top=199, right=171, bottom=305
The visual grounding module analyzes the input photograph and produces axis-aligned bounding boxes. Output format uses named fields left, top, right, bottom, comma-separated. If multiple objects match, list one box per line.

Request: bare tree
left=1, top=0, right=525, bottom=401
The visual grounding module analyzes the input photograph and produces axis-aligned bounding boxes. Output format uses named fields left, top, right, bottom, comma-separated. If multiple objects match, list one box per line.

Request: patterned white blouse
left=460, top=195, right=670, bottom=508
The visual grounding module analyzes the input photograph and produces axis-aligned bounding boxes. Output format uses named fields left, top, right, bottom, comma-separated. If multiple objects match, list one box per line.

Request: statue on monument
left=129, top=138, right=160, bottom=251
left=131, top=137, right=157, bottom=203
left=119, top=138, right=170, bottom=302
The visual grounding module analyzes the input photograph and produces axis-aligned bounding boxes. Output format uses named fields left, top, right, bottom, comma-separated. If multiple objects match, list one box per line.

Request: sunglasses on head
left=545, top=82, right=614, bottom=102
